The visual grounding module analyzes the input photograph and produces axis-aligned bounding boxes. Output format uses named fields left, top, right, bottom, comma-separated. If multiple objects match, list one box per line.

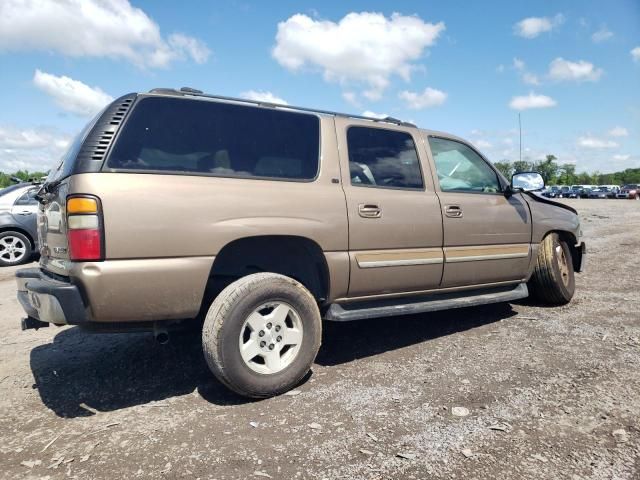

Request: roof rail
left=147, top=87, right=417, bottom=128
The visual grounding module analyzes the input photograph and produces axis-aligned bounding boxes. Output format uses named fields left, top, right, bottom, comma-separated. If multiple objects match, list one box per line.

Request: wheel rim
left=0, top=236, right=27, bottom=263
left=555, top=245, right=570, bottom=287
left=238, top=301, right=304, bottom=374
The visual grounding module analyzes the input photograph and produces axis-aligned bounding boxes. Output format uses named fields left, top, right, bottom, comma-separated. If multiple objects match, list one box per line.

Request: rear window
left=347, top=126, right=423, bottom=189
left=107, top=97, right=320, bottom=181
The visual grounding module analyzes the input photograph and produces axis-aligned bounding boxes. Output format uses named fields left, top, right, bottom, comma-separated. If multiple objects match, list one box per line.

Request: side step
left=324, top=283, right=528, bottom=322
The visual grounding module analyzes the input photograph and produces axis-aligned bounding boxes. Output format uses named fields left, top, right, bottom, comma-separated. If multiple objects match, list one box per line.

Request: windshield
left=623, top=184, right=638, bottom=189
left=46, top=109, right=105, bottom=183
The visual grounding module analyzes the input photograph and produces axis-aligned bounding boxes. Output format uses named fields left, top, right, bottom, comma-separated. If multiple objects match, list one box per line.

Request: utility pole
left=518, top=112, right=522, bottom=163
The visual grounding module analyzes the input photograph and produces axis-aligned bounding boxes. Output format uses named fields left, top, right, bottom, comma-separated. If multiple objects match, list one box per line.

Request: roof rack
left=147, top=87, right=417, bottom=128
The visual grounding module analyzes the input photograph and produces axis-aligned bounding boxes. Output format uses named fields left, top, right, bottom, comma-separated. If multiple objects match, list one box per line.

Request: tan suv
left=17, top=88, right=585, bottom=398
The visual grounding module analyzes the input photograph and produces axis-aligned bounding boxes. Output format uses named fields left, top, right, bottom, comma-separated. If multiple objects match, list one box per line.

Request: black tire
left=0, top=231, right=32, bottom=267
left=202, top=272, right=322, bottom=398
left=528, top=233, right=575, bottom=305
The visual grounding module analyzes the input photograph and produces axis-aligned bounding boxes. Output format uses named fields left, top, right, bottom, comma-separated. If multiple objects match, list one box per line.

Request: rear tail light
left=67, top=196, right=104, bottom=261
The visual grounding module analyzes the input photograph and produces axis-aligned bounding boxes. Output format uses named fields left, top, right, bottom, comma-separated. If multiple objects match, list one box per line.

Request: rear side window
left=107, top=97, right=320, bottom=180
left=347, top=126, right=423, bottom=189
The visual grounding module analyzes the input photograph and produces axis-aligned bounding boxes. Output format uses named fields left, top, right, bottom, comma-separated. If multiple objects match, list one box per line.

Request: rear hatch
left=37, top=94, right=136, bottom=277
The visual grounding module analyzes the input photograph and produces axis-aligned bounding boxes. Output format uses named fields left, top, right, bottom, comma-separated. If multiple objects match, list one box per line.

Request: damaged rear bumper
left=16, top=268, right=89, bottom=329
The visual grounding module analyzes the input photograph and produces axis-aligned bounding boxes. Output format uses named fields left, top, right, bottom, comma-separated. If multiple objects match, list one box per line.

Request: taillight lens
left=67, top=196, right=103, bottom=261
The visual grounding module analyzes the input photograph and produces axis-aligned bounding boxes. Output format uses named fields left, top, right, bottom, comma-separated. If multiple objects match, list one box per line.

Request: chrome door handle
left=358, top=204, right=382, bottom=218
left=445, top=205, right=463, bottom=218
left=17, top=211, right=33, bottom=216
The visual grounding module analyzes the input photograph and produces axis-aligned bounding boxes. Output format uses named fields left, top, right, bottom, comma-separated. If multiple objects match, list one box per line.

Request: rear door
left=11, top=187, right=39, bottom=236
left=335, top=118, right=444, bottom=298
left=425, top=136, right=532, bottom=287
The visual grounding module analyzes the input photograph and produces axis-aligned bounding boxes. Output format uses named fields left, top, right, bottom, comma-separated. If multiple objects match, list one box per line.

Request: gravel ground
left=0, top=199, right=638, bottom=480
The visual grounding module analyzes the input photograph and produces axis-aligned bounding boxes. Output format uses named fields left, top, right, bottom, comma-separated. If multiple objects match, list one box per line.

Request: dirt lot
left=0, top=199, right=638, bottom=480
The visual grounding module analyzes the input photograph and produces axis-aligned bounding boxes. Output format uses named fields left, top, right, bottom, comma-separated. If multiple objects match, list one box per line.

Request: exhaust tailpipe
left=153, top=327, right=170, bottom=345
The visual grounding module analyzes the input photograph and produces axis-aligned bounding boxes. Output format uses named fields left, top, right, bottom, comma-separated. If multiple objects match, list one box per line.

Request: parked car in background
left=601, top=185, right=620, bottom=197
left=617, top=184, right=640, bottom=200
left=0, top=182, right=40, bottom=266
left=558, top=186, right=571, bottom=198
left=544, top=185, right=561, bottom=198
left=568, top=186, right=584, bottom=198
left=588, top=187, right=613, bottom=199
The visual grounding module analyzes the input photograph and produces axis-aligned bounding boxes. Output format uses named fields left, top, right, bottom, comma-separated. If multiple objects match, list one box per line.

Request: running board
left=324, top=283, right=528, bottom=322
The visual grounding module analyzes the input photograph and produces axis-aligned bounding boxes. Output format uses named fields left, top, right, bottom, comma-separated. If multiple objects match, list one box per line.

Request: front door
left=425, top=136, right=532, bottom=287
left=335, top=118, right=444, bottom=298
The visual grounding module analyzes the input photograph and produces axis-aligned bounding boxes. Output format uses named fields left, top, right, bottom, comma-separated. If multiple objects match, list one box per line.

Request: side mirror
left=511, top=172, right=545, bottom=192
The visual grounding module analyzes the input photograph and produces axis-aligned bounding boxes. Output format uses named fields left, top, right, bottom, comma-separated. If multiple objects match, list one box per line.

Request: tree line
left=493, top=156, right=640, bottom=186
left=0, top=170, right=49, bottom=188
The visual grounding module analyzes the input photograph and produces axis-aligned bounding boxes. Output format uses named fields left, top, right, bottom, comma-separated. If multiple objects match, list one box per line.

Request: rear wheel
left=202, top=272, right=322, bottom=398
left=0, top=231, right=32, bottom=267
left=528, top=233, right=575, bottom=305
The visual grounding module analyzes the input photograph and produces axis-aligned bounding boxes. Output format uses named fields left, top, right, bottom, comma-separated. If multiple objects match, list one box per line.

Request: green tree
left=493, top=161, right=513, bottom=178
left=512, top=160, right=533, bottom=173
left=534, top=155, right=559, bottom=184
left=558, top=163, right=577, bottom=185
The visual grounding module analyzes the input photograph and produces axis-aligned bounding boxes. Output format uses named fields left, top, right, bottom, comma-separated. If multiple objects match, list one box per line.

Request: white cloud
left=167, top=34, right=210, bottom=65
left=342, top=91, right=359, bottom=106
left=577, top=136, right=618, bottom=149
left=496, top=64, right=505, bottom=73
left=513, top=14, right=564, bottom=39
left=398, top=87, right=447, bottom=109
left=591, top=27, right=613, bottom=43
left=239, top=90, right=288, bottom=105
left=608, top=126, right=628, bottom=137
left=513, top=58, right=525, bottom=71
left=548, top=57, right=603, bottom=82
left=0, top=0, right=210, bottom=68
left=272, top=12, right=445, bottom=100
left=522, top=72, right=541, bottom=85
left=613, top=154, right=630, bottom=161
left=474, top=139, right=492, bottom=149
left=509, top=92, right=557, bottom=110
left=33, top=70, right=113, bottom=116
left=632, top=47, right=640, bottom=62
left=361, top=110, right=388, bottom=119
left=0, top=125, right=71, bottom=172
left=513, top=58, right=541, bottom=85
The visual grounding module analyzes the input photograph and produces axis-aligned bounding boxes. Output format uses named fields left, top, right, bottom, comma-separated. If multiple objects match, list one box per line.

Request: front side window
left=428, top=137, right=501, bottom=193
left=107, top=97, right=320, bottom=181
left=347, top=127, right=423, bottom=189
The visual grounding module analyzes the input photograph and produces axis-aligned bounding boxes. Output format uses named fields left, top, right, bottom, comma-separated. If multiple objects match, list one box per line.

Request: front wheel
left=202, top=273, right=322, bottom=398
left=528, top=233, right=575, bottom=305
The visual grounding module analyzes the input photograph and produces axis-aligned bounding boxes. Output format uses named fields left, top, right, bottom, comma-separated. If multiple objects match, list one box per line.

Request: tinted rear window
left=107, top=97, right=320, bottom=180
left=347, top=126, right=423, bottom=189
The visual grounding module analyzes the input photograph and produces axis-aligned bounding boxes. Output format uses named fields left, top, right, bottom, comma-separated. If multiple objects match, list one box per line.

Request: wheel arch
left=542, top=229, right=583, bottom=273
left=200, top=235, right=331, bottom=315
left=0, top=226, right=36, bottom=250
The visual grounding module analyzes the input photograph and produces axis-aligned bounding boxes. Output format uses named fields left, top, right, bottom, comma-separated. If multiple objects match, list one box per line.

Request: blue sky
left=0, top=0, right=638, bottom=173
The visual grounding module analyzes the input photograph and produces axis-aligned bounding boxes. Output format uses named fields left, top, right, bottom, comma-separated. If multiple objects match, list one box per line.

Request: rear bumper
left=16, top=268, right=89, bottom=325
